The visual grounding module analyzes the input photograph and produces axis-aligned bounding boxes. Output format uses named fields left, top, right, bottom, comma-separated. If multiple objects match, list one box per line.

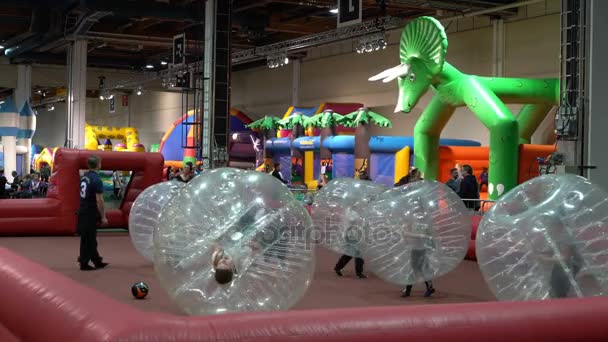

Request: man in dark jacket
left=272, top=163, right=288, bottom=184
left=457, top=164, right=480, bottom=210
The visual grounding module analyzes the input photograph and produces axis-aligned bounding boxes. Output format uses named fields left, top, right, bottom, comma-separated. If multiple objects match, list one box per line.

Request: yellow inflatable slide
left=84, top=123, right=145, bottom=152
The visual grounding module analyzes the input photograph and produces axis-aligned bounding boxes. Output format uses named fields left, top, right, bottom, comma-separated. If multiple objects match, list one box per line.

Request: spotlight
left=330, top=8, right=338, bottom=14
left=357, top=33, right=387, bottom=54
left=99, top=95, right=105, bottom=100
left=136, top=86, right=143, bottom=96
left=107, top=94, right=114, bottom=100
left=0, top=100, right=5, bottom=105
left=47, top=104, right=54, bottom=111
left=284, top=57, right=289, bottom=64
left=0, top=45, right=4, bottom=50
left=145, top=64, right=154, bottom=69
left=161, top=60, right=168, bottom=65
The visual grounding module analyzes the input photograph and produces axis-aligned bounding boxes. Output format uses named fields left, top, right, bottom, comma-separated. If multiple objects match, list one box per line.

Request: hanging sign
left=173, top=33, right=186, bottom=66
left=338, top=0, right=362, bottom=28
left=109, top=97, right=115, bottom=113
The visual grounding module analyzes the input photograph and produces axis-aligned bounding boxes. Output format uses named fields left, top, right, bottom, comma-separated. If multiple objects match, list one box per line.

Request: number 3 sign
left=337, top=0, right=362, bottom=28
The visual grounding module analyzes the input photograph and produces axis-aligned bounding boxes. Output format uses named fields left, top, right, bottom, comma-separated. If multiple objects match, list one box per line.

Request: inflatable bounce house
left=159, top=108, right=256, bottom=168
left=0, top=97, right=36, bottom=178
left=367, top=136, right=481, bottom=187
left=84, top=123, right=145, bottom=152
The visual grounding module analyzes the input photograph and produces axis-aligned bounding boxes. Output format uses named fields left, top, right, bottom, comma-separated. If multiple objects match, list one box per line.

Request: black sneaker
left=80, top=263, right=96, bottom=271
left=334, top=268, right=343, bottom=277
left=94, top=262, right=109, bottom=269
left=356, top=273, right=367, bottom=279
left=401, top=286, right=412, bottom=297
left=424, top=287, right=436, bottom=297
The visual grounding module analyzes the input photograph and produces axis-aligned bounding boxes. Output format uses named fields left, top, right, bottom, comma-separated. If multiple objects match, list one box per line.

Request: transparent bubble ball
left=476, top=174, right=608, bottom=301
left=153, top=168, right=315, bottom=315
left=129, top=181, right=184, bottom=262
left=311, top=178, right=387, bottom=257
left=360, top=180, right=471, bottom=285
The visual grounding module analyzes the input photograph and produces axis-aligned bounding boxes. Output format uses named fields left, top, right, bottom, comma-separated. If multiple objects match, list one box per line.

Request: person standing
left=446, top=168, right=461, bottom=192
left=0, top=169, right=7, bottom=199
left=457, top=164, right=480, bottom=210
left=77, top=156, right=109, bottom=271
left=272, top=163, right=288, bottom=184
left=112, top=170, right=123, bottom=199
left=395, top=167, right=436, bottom=297
left=479, top=167, right=488, bottom=192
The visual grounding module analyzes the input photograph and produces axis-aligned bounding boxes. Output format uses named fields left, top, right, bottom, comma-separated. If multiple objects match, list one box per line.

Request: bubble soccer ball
left=476, top=174, right=608, bottom=301
left=131, top=281, right=149, bottom=299
left=153, top=168, right=314, bottom=315
left=360, top=180, right=471, bottom=285
left=129, top=181, right=184, bottom=262
left=312, top=178, right=387, bottom=257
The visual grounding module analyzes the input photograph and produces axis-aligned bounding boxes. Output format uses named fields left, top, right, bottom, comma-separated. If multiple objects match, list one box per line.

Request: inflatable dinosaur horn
left=369, top=16, right=448, bottom=113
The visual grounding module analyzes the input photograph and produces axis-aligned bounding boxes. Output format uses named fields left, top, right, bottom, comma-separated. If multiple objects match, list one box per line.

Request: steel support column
left=15, top=64, right=32, bottom=173
left=492, top=18, right=505, bottom=77
left=66, top=40, right=87, bottom=149
left=292, top=58, right=301, bottom=106
left=586, top=0, right=608, bottom=190
left=202, top=0, right=231, bottom=168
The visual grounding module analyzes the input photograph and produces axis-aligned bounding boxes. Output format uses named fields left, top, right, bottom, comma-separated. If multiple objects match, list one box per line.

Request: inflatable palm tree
left=369, top=16, right=558, bottom=199
left=342, top=107, right=392, bottom=168
left=306, top=109, right=345, bottom=159
left=247, top=115, right=284, bottom=167
left=279, top=112, right=308, bottom=158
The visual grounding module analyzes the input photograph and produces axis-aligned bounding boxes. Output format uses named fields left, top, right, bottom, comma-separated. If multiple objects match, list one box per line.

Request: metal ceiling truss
left=233, top=16, right=402, bottom=63
left=107, top=15, right=403, bottom=90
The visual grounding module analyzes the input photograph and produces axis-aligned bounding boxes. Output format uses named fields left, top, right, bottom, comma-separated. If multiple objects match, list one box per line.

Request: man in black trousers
left=77, top=155, right=109, bottom=271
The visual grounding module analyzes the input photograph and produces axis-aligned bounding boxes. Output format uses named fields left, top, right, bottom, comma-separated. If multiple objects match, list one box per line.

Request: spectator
left=272, top=163, right=288, bottom=184
left=10, top=171, right=22, bottom=192
left=479, top=167, right=488, bottom=192
left=457, top=164, right=480, bottom=210
left=446, top=168, right=461, bottom=192
left=166, top=166, right=173, bottom=181
left=40, top=163, right=51, bottom=182
left=176, top=163, right=195, bottom=183
left=112, top=170, right=123, bottom=199
left=16, top=174, right=33, bottom=198
left=0, top=169, right=8, bottom=199
left=30, top=173, right=43, bottom=197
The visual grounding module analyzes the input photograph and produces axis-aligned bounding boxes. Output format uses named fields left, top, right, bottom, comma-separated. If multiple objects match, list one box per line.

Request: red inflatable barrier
left=0, top=149, right=163, bottom=235
left=1, top=247, right=608, bottom=342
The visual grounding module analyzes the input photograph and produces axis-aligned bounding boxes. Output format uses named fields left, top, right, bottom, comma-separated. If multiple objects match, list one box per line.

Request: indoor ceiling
left=0, top=0, right=522, bottom=71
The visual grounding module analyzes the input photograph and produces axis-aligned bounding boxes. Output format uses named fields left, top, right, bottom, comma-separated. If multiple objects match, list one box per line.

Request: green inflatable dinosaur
left=370, top=16, right=558, bottom=199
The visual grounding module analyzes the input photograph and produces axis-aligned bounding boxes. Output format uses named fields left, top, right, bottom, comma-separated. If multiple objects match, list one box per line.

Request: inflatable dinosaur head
left=369, top=16, right=448, bottom=113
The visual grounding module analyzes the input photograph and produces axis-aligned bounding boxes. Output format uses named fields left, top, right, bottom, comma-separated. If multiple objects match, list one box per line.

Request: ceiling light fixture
left=357, top=33, right=387, bottom=55
left=0, top=100, right=5, bottom=105
left=161, top=60, right=168, bottom=65
left=267, top=52, right=290, bottom=69
left=330, top=8, right=338, bottom=14
left=145, top=64, right=154, bottom=69
left=136, top=86, right=143, bottom=96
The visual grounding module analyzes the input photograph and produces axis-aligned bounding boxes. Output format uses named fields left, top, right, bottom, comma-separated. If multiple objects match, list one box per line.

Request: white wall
left=231, top=3, right=560, bottom=146
left=33, top=91, right=187, bottom=150
left=33, top=103, right=67, bottom=147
